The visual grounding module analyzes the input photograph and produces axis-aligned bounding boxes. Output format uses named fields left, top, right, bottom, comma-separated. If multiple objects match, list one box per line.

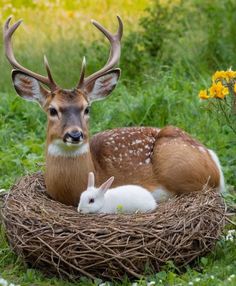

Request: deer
left=4, top=16, right=225, bottom=206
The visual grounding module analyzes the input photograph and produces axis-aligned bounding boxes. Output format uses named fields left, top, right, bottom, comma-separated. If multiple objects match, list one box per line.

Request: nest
left=1, top=173, right=226, bottom=281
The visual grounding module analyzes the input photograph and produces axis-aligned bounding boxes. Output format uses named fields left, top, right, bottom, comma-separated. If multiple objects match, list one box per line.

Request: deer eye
left=84, top=106, right=90, bottom=115
left=49, top=107, right=58, bottom=117
left=89, top=198, right=94, bottom=204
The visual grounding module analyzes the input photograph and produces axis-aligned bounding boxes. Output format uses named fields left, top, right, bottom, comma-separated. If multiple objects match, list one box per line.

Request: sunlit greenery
left=0, top=0, right=236, bottom=285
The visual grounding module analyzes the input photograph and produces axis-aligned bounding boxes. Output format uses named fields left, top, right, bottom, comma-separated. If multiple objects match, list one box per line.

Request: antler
left=77, top=15, right=123, bottom=89
left=3, top=16, right=58, bottom=91
left=3, top=16, right=122, bottom=91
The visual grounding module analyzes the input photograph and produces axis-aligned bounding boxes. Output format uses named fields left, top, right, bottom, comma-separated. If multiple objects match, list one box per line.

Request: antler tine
left=77, top=57, right=86, bottom=89
left=44, top=55, right=57, bottom=90
left=77, top=16, right=123, bottom=89
left=92, top=15, right=123, bottom=43
left=3, top=16, right=58, bottom=91
left=4, top=16, right=23, bottom=66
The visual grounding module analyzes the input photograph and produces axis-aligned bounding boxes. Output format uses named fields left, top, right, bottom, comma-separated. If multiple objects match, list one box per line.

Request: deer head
left=4, top=16, right=123, bottom=155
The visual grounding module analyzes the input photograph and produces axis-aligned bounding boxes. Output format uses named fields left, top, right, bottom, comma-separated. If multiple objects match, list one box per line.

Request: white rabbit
left=77, top=172, right=157, bottom=214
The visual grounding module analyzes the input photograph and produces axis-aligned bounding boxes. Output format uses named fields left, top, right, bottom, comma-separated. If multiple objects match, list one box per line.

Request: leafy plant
left=199, top=69, right=236, bottom=135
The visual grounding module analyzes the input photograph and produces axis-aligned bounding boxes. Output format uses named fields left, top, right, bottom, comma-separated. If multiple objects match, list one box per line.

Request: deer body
left=45, top=126, right=222, bottom=206
left=4, top=16, right=224, bottom=206
left=91, top=126, right=221, bottom=196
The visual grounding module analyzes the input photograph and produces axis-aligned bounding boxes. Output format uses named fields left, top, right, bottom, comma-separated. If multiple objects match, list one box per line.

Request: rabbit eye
left=89, top=198, right=94, bottom=204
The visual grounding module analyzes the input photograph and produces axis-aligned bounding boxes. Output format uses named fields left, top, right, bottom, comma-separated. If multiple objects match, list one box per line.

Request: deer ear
left=12, top=70, right=50, bottom=107
left=85, top=69, right=120, bottom=102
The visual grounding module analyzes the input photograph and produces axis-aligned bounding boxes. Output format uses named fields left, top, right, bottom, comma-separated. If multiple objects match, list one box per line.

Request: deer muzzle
left=63, top=129, right=84, bottom=144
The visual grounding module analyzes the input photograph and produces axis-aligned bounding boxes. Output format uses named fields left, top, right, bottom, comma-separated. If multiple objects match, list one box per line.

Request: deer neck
left=45, top=140, right=95, bottom=206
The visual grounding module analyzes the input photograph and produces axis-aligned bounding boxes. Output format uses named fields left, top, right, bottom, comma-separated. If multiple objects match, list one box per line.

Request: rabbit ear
left=99, top=176, right=114, bottom=193
left=87, top=172, right=95, bottom=188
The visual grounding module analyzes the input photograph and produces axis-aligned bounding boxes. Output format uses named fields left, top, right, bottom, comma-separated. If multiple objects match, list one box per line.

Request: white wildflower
left=188, top=282, right=193, bottom=286
left=228, top=274, right=236, bottom=281
left=195, top=277, right=201, bottom=282
left=147, top=281, right=156, bottom=286
left=0, top=278, right=8, bottom=286
left=225, top=229, right=236, bottom=241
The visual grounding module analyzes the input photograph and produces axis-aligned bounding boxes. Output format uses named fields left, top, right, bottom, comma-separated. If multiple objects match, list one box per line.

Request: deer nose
left=63, top=130, right=84, bottom=143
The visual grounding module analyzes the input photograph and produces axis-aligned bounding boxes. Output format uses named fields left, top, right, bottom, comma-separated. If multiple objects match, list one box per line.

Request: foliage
left=122, top=0, right=236, bottom=78
left=199, top=69, right=236, bottom=135
left=0, top=0, right=236, bottom=285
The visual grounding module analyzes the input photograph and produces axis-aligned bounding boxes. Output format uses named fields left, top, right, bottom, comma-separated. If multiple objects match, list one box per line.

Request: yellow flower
left=212, top=69, right=236, bottom=83
left=222, top=70, right=236, bottom=83
left=67, top=11, right=75, bottom=18
left=198, top=89, right=210, bottom=100
left=212, top=71, right=225, bottom=82
left=224, top=70, right=236, bottom=80
left=209, top=82, right=229, bottom=99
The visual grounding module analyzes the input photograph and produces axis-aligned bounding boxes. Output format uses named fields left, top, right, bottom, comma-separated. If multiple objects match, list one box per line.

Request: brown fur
left=152, top=126, right=220, bottom=194
left=90, top=127, right=160, bottom=190
left=45, top=153, right=95, bottom=206
left=44, top=89, right=89, bottom=145
left=44, top=89, right=92, bottom=206
left=91, top=126, right=220, bottom=196
left=45, top=125, right=221, bottom=205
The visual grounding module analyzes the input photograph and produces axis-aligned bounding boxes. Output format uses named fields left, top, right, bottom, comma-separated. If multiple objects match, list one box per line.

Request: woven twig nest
left=1, top=173, right=226, bottom=281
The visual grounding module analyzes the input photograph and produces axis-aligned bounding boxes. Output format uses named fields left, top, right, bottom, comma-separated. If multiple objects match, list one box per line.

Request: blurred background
left=0, top=0, right=236, bottom=191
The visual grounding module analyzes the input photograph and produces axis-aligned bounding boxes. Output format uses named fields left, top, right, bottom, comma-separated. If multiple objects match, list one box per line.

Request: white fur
left=48, top=139, right=89, bottom=157
left=208, top=149, right=225, bottom=192
left=78, top=177, right=157, bottom=214
left=152, top=187, right=173, bottom=202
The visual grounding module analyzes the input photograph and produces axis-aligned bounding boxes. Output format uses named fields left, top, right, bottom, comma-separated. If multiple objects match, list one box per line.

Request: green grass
left=0, top=0, right=236, bottom=285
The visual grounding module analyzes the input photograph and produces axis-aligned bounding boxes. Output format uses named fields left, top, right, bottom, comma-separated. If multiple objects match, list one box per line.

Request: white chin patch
left=47, top=139, right=89, bottom=157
